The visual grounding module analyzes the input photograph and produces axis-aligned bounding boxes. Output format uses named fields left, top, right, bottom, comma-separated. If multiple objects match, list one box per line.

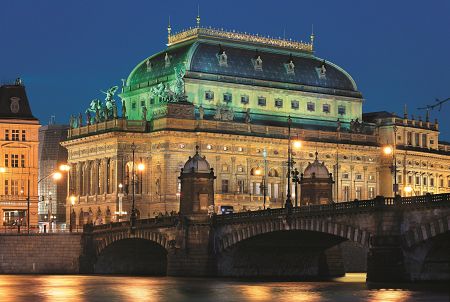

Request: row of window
left=205, top=91, right=347, bottom=114
left=4, top=154, right=25, bottom=168
left=4, top=130, right=26, bottom=141
left=402, top=175, right=450, bottom=187
left=403, top=132, right=434, bottom=148
left=342, top=173, right=376, bottom=181
left=4, top=180, right=26, bottom=195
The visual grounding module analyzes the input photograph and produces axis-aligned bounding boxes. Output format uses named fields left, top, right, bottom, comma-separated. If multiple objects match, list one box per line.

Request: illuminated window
left=4, top=130, right=9, bottom=141
left=12, top=130, right=19, bottom=141
left=343, top=186, right=350, bottom=201
left=355, top=186, right=362, bottom=200
left=11, top=154, right=19, bottom=168
left=275, top=99, right=283, bottom=108
left=4, top=180, right=8, bottom=195
left=237, top=147, right=243, bottom=152
left=21, top=155, right=25, bottom=167
left=205, top=91, right=214, bottom=101
left=237, top=179, right=245, bottom=194
left=258, top=97, right=266, bottom=106
left=223, top=93, right=232, bottom=103
left=368, top=187, right=375, bottom=199
left=307, top=102, right=315, bottom=112
left=21, top=130, right=26, bottom=141
left=4, top=154, right=8, bottom=167
left=11, top=180, right=19, bottom=195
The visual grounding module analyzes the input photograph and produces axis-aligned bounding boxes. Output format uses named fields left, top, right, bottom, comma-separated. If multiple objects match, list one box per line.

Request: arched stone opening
left=94, top=238, right=168, bottom=275
left=217, top=230, right=350, bottom=279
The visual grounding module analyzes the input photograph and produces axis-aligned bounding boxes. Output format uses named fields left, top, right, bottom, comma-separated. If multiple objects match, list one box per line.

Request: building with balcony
left=0, top=80, right=40, bottom=228
left=62, top=22, right=450, bottom=226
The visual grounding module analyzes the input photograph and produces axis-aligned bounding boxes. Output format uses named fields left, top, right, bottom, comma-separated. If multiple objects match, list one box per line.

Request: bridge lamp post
left=254, top=165, right=266, bottom=209
left=130, top=143, right=145, bottom=233
left=69, top=195, right=75, bottom=232
left=383, top=145, right=398, bottom=197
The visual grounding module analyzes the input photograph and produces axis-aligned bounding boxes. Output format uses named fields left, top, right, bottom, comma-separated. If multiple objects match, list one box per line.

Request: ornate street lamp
left=383, top=125, right=398, bottom=197
left=70, top=195, right=76, bottom=232
left=285, top=116, right=293, bottom=209
left=130, top=143, right=145, bottom=233
left=292, top=168, right=300, bottom=207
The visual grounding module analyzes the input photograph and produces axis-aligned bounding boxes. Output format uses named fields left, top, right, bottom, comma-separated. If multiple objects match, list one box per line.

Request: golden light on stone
left=137, top=163, right=145, bottom=171
left=0, top=167, right=5, bottom=173
left=70, top=195, right=76, bottom=205
left=404, top=186, right=413, bottom=193
left=254, top=167, right=262, bottom=176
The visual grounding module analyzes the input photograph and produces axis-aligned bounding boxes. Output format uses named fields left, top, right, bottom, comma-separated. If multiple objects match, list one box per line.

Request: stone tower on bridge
left=179, top=146, right=216, bottom=215
left=300, top=152, right=334, bottom=205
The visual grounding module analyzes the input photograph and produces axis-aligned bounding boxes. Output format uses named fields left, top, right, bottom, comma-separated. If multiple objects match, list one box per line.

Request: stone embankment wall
left=0, top=234, right=82, bottom=274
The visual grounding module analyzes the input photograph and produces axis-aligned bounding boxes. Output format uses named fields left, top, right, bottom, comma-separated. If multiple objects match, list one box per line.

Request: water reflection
left=0, top=274, right=446, bottom=302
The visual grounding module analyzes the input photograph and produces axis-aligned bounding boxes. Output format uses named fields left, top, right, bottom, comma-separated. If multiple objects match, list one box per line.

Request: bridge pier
left=167, top=216, right=216, bottom=277
left=367, top=235, right=406, bottom=282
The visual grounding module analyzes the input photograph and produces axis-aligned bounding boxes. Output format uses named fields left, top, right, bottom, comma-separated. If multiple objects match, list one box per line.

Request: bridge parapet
left=87, top=216, right=180, bottom=234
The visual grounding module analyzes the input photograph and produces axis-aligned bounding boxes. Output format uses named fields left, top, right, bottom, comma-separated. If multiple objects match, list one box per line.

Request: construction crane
left=417, top=97, right=450, bottom=111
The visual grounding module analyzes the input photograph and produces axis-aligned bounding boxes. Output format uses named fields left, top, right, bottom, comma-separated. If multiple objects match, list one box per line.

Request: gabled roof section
left=0, top=83, right=38, bottom=120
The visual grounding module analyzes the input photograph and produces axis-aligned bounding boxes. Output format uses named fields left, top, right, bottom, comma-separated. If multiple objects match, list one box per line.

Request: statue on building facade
left=121, top=100, right=127, bottom=119
left=78, top=113, right=83, bottom=128
left=112, top=102, right=118, bottom=119
left=69, top=115, right=75, bottom=129
left=142, top=106, right=147, bottom=121
left=86, top=111, right=91, bottom=125
left=86, top=99, right=102, bottom=124
left=173, top=67, right=187, bottom=102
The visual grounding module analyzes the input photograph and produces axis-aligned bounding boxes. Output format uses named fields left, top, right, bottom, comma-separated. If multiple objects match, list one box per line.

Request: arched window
left=268, top=168, right=279, bottom=177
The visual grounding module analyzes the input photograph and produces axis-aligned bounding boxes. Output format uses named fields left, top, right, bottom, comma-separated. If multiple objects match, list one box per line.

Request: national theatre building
left=62, top=21, right=450, bottom=225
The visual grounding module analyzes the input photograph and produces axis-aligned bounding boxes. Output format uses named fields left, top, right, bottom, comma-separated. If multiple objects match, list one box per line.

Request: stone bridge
left=80, top=194, right=450, bottom=282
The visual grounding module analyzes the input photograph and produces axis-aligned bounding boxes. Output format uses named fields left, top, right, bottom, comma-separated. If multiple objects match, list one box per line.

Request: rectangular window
left=257, top=97, right=266, bottom=106
left=20, top=155, right=25, bottom=167
left=222, top=180, right=229, bottom=193
left=415, top=133, right=420, bottom=146
left=255, top=182, right=261, bottom=195
left=291, top=100, right=299, bottom=110
left=11, top=154, right=19, bottom=168
left=440, top=179, right=444, bottom=187
left=322, top=104, right=330, bottom=113
left=408, top=175, right=412, bottom=184
left=12, top=130, right=19, bottom=141
left=237, top=179, right=245, bottom=194
left=4, top=180, right=8, bottom=195
left=150, top=97, right=155, bottom=104
left=11, top=180, right=19, bottom=195
left=274, top=98, right=283, bottom=108
left=430, top=178, right=434, bottom=187
left=343, top=186, right=350, bottom=201
left=20, top=180, right=24, bottom=195
left=5, top=130, right=9, bottom=141
left=223, top=93, right=232, bottom=103
left=397, top=175, right=402, bottom=184
left=355, top=186, right=362, bottom=200
left=21, top=130, right=26, bottom=141
left=422, top=134, right=427, bottom=148
left=407, top=132, right=412, bottom=145
left=205, top=91, right=214, bottom=101
left=423, top=177, right=427, bottom=186
left=342, top=173, right=349, bottom=179
left=355, top=174, right=362, bottom=181
left=430, top=139, right=434, bottom=145
left=240, top=95, right=249, bottom=104
left=132, top=102, right=136, bottom=109
left=307, top=102, right=315, bottom=112
left=368, top=174, right=375, bottom=181
left=4, top=154, right=8, bottom=167
left=416, top=176, right=420, bottom=185
left=140, top=100, right=145, bottom=107
left=338, top=105, right=346, bottom=115
left=368, top=187, right=375, bottom=199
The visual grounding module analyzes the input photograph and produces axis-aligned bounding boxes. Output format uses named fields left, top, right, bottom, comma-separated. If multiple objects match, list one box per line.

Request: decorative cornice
left=168, top=27, right=313, bottom=53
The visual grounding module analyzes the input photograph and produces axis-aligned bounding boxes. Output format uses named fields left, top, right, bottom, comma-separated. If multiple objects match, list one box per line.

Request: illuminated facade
left=0, top=81, right=40, bottom=227
left=63, top=22, right=450, bottom=225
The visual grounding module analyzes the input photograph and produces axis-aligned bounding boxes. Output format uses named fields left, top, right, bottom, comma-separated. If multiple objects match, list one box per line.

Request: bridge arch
left=95, top=229, right=169, bottom=257
left=217, top=218, right=371, bottom=252
left=403, top=215, right=450, bottom=248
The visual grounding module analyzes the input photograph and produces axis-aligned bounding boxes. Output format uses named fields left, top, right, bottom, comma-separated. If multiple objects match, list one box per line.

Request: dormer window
left=205, top=91, right=214, bottom=101
left=146, top=59, right=152, bottom=72
left=252, top=51, right=263, bottom=71
left=275, top=98, right=283, bottom=108
left=284, top=54, right=295, bottom=75
left=316, top=60, right=326, bottom=79
left=223, top=93, right=232, bottom=103
left=164, top=53, right=171, bottom=67
left=217, top=45, right=228, bottom=67
left=240, top=95, right=249, bottom=104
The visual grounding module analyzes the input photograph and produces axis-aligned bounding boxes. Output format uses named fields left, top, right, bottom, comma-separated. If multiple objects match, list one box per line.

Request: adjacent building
left=38, top=122, right=69, bottom=228
left=0, top=80, right=40, bottom=228
left=62, top=23, right=450, bottom=226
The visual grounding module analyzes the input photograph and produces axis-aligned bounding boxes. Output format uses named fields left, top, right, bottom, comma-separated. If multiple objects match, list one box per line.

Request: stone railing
left=213, top=193, right=450, bottom=224
left=88, top=215, right=179, bottom=233
left=67, top=119, right=147, bottom=139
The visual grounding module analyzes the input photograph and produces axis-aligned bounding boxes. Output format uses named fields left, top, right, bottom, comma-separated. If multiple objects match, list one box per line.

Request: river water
left=0, top=273, right=448, bottom=302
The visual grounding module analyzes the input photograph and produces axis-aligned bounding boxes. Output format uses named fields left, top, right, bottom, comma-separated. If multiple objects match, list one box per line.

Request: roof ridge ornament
left=196, top=4, right=200, bottom=28
left=310, top=24, right=315, bottom=51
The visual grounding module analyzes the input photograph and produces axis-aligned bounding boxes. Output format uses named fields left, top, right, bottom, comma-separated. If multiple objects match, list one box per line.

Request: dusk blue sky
left=1, top=1, right=449, bottom=139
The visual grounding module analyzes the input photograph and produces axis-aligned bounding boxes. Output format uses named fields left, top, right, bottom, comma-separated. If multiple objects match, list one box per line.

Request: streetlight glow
left=0, top=167, right=6, bottom=173
left=292, top=140, right=302, bottom=149
left=137, top=163, right=145, bottom=171
left=59, top=164, right=71, bottom=172
left=254, top=167, right=262, bottom=176
left=52, top=172, right=62, bottom=180
left=383, top=146, right=393, bottom=155
left=70, top=195, right=76, bottom=205
left=404, top=186, right=412, bottom=193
